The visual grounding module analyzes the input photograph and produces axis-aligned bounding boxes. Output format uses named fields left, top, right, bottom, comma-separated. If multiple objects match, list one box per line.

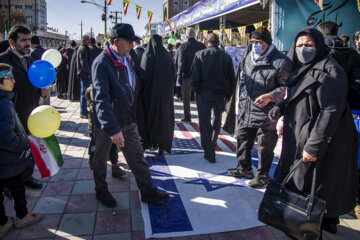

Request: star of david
left=184, top=172, right=247, bottom=192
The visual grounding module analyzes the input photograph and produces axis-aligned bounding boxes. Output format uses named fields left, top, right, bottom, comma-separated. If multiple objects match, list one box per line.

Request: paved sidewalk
left=2, top=96, right=360, bottom=240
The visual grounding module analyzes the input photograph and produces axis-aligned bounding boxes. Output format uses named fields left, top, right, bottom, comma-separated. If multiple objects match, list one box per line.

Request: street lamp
left=80, top=0, right=107, bottom=37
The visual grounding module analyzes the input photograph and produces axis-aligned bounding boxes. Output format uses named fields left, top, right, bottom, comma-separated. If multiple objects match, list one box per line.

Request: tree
left=0, top=10, right=27, bottom=33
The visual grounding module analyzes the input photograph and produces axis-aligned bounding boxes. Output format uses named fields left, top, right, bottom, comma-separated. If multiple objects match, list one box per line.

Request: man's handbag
left=258, top=160, right=326, bottom=240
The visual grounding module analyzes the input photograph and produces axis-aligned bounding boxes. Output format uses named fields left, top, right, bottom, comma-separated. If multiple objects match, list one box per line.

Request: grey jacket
left=223, top=45, right=291, bottom=134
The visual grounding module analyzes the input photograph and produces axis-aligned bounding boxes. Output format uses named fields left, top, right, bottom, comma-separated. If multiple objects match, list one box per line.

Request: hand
left=302, top=150, right=317, bottom=162
left=111, top=132, right=124, bottom=148
left=269, top=106, right=281, bottom=122
left=41, top=88, right=49, bottom=97
left=254, top=94, right=273, bottom=108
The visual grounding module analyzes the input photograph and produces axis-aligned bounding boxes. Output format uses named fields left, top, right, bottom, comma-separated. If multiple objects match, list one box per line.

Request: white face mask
left=253, top=44, right=263, bottom=55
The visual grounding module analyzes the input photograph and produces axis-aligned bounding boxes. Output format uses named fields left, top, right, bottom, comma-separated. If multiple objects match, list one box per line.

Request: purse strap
left=280, top=159, right=317, bottom=215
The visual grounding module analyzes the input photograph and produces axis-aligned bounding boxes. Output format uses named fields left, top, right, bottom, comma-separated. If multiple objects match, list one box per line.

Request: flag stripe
left=29, top=139, right=51, bottom=178
left=188, top=122, right=222, bottom=151
left=177, top=123, right=193, bottom=139
left=43, top=135, right=64, bottom=167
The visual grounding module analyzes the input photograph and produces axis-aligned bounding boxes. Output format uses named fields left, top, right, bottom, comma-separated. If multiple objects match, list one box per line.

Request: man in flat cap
left=91, top=23, right=169, bottom=207
left=224, top=26, right=291, bottom=188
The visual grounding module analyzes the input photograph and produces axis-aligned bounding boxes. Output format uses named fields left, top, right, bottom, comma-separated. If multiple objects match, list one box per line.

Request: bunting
left=357, top=0, right=360, bottom=11
left=135, top=4, right=142, bottom=20
left=173, top=21, right=178, bottom=29
left=238, top=26, right=246, bottom=38
left=213, top=30, right=220, bottom=37
left=166, top=18, right=172, bottom=29
left=220, top=26, right=226, bottom=34
left=225, top=29, right=232, bottom=41
left=123, top=0, right=130, bottom=15
left=314, top=0, right=324, bottom=11
left=108, top=0, right=112, bottom=5
left=259, top=0, right=267, bottom=9
left=203, top=30, right=208, bottom=39
left=147, top=10, right=153, bottom=24
left=253, top=22, right=263, bottom=29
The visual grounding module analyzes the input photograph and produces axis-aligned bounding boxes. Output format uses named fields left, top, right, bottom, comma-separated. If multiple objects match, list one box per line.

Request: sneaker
left=0, top=218, right=14, bottom=238
left=111, top=165, right=126, bottom=179
left=14, top=212, right=43, bottom=229
left=248, top=175, right=270, bottom=188
left=141, top=188, right=169, bottom=203
left=96, top=191, right=117, bottom=208
left=228, top=168, right=254, bottom=179
left=181, top=118, right=191, bottom=124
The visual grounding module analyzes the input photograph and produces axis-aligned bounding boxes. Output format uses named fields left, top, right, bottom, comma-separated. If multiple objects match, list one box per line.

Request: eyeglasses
left=4, top=75, right=14, bottom=82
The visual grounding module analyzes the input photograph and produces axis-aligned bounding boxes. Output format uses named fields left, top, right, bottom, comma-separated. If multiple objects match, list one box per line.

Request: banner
left=314, top=0, right=324, bottom=10
left=108, top=0, right=112, bottom=5
left=238, top=26, right=246, bottom=38
left=135, top=4, right=142, bottom=20
left=29, top=135, right=64, bottom=178
left=123, top=0, right=130, bottom=15
left=147, top=10, right=153, bottom=24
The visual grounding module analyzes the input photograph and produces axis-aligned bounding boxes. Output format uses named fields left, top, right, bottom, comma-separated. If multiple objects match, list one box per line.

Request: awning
left=160, top=0, right=265, bottom=34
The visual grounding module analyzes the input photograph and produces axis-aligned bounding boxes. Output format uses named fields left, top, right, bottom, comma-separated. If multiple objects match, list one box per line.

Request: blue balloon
left=28, top=60, right=56, bottom=88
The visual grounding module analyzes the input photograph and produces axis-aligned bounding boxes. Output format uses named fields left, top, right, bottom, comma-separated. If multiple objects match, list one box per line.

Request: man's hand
left=41, top=88, right=49, bottom=97
left=269, top=106, right=281, bottom=122
left=302, top=150, right=317, bottom=162
left=254, top=94, right=273, bottom=108
left=111, top=132, right=125, bottom=148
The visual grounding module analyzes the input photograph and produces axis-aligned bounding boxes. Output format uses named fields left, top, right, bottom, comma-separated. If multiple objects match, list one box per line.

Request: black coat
left=30, top=45, right=46, bottom=61
left=134, top=46, right=145, bottom=63
left=76, top=44, right=92, bottom=79
left=277, top=28, right=358, bottom=217
left=177, top=38, right=206, bottom=79
left=90, top=45, right=103, bottom=64
left=191, top=45, right=236, bottom=99
left=0, top=49, right=39, bottom=133
left=138, top=35, right=176, bottom=152
left=0, top=90, right=30, bottom=179
left=56, top=55, right=68, bottom=94
left=68, top=47, right=81, bottom=101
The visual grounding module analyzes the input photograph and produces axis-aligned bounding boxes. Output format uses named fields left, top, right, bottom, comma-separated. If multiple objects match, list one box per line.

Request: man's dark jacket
left=0, top=90, right=30, bottom=178
left=324, top=36, right=360, bottom=110
left=191, top=45, right=236, bottom=99
left=90, top=45, right=103, bottom=64
left=177, top=38, right=206, bottom=79
left=92, top=45, right=138, bottom=136
left=77, top=44, right=92, bottom=79
left=30, top=45, right=46, bottom=61
left=0, top=49, right=40, bottom=133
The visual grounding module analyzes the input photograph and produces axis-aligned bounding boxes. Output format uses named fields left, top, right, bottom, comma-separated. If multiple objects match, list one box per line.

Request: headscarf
left=286, top=27, right=330, bottom=86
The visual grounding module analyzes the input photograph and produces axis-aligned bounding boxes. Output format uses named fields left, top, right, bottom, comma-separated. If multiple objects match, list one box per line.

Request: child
left=0, top=63, right=43, bottom=238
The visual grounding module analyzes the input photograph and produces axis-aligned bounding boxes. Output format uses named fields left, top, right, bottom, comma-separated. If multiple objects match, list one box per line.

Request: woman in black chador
left=137, top=34, right=176, bottom=155
left=67, top=46, right=80, bottom=101
left=55, top=48, right=69, bottom=99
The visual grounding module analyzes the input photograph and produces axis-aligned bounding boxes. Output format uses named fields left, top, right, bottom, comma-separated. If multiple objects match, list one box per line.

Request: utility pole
left=34, top=0, right=37, bottom=34
left=111, top=11, right=122, bottom=24
left=7, top=0, right=11, bottom=28
left=90, top=27, right=93, bottom=39
left=80, top=21, right=84, bottom=39
left=104, top=0, right=107, bottom=36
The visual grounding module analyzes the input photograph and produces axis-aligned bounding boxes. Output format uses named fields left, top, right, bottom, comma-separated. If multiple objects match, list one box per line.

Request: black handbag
left=258, top=160, right=326, bottom=240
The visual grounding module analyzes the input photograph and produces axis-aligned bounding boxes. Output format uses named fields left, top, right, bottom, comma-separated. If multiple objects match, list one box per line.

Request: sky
left=46, top=0, right=164, bottom=40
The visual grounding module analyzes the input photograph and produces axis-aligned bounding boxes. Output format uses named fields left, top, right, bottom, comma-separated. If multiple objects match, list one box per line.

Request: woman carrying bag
left=263, top=28, right=358, bottom=239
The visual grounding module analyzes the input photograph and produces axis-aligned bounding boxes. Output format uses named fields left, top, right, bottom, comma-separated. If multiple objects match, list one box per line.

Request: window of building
left=15, top=5, right=22, bottom=9
left=26, top=5, right=32, bottom=9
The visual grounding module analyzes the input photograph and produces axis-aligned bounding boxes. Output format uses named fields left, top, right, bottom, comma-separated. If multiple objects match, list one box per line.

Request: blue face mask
left=253, top=44, right=263, bottom=55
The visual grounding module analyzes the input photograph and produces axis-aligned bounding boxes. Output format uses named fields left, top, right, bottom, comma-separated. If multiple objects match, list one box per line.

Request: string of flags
left=314, top=0, right=360, bottom=12
left=107, top=0, right=156, bottom=24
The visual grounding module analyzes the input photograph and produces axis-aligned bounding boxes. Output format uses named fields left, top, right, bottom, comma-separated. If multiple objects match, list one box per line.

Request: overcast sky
left=46, top=0, right=163, bottom=39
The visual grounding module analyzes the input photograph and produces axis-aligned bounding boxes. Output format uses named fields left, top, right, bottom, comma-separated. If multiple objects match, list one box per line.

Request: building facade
left=163, top=0, right=202, bottom=21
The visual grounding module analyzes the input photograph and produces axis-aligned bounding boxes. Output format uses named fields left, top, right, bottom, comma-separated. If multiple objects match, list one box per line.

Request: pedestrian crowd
left=0, top=21, right=359, bottom=239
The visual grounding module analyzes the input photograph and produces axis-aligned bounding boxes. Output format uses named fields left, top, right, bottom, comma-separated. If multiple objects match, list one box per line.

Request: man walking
left=77, top=35, right=92, bottom=119
left=90, top=38, right=102, bottom=62
left=91, top=23, right=169, bottom=207
left=177, top=27, right=206, bottom=123
left=0, top=25, right=47, bottom=189
left=191, top=33, right=235, bottom=163
left=224, top=27, right=291, bottom=188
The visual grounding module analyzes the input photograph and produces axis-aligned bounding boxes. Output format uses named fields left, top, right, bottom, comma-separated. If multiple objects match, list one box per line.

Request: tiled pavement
left=3, top=95, right=360, bottom=240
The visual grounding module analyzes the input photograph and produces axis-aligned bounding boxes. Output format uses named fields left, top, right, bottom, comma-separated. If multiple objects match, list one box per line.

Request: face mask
left=253, top=44, right=263, bottom=55
left=296, top=47, right=316, bottom=64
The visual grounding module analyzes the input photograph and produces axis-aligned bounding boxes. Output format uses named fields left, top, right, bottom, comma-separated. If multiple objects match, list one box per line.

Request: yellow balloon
left=28, top=106, right=61, bottom=138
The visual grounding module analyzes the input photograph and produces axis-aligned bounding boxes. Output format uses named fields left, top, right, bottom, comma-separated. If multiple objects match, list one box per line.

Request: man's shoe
left=80, top=114, right=88, bottom=119
left=111, top=165, right=126, bottom=179
left=204, top=154, right=215, bottom=163
left=322, top=223, right=337, bottom=234
left=228, top=168, right=254, bottom=179
left=24, top=178, right=43, bottom=189
left=181, top=118, right=191, bottom=123
left=141, top=188, right=169, bottom=203
left=0, top=217, right=14, bottom=238
left=158, top=148, right=164, bottom=157
left=248, top=175, right=270, bottom=188
left=14, top=212, right=43, bottom=229
left=96, top=191, right=117, bottom=208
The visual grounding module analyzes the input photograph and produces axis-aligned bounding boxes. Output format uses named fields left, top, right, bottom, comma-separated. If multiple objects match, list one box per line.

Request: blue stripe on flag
left=146, top=156, right=193, bottom=234
left=251, top=151, right=278, bottom=178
